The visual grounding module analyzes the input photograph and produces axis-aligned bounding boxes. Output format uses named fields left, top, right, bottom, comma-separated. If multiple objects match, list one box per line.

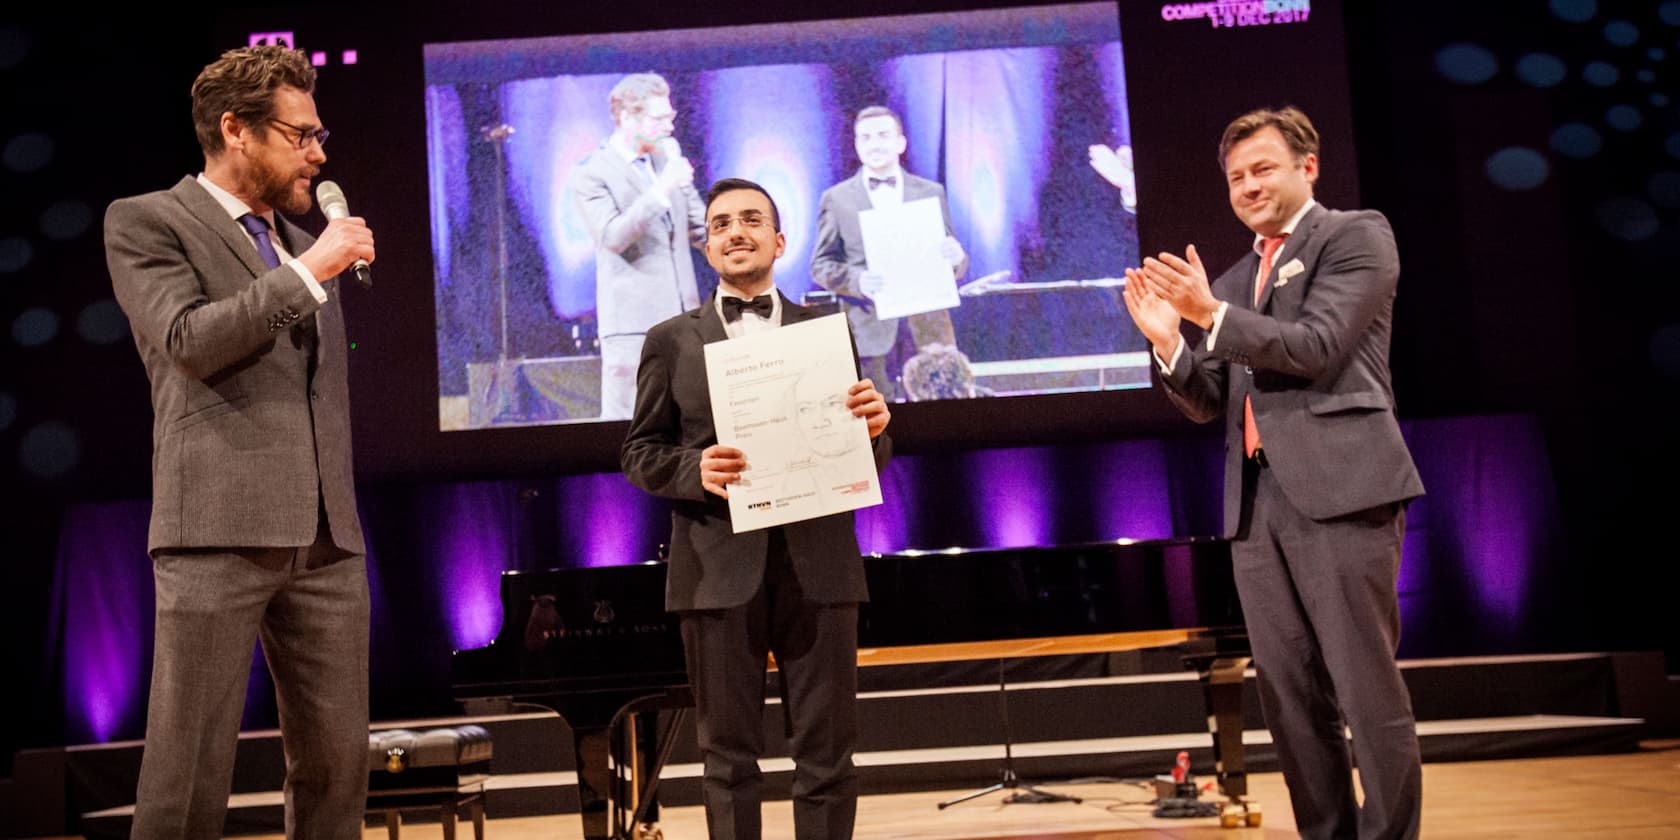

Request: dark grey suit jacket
left=621, top=295, right=892, bottom=612
left=1158, top=204, right=1424, bottom=534
left=811, top=171, right=967, bottom=357
left=105, top=176, right=364, bottom=556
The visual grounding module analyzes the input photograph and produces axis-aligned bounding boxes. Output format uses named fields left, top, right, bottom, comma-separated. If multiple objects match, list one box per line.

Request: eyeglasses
left=708, top=212, right=773, bottom=235
left=268, top=118, right=330, bottom=150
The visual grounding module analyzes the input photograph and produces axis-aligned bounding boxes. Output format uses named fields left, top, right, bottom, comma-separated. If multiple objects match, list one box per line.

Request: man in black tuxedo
left=621, top=178, right=892, bottom=840
left=1123, top=106, right=1425, bottom=839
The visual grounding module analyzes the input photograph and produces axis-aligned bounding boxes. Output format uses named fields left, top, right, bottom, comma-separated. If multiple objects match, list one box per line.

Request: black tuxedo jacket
left=621, top=293, right=892, bottom=611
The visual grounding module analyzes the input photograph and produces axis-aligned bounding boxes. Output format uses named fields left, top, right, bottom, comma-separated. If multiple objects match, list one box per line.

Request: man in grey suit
left=623, top=178, right=892, bottom=840
left=570, top=72, right=708, bottom=420
left=1123, top=106, right=1425, bottom=840
left=812, top=105, right=968, bottom=402
left=104, top=45, right=376, bottom=839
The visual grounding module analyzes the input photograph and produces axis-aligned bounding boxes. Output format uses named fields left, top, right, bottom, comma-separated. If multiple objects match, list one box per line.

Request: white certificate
left=858, top=196, right=961, bottom=320
left=704, top=313, right=884, bottom=532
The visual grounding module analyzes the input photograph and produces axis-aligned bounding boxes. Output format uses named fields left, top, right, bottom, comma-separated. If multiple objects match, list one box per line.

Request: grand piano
left=451, top=538, right=1251, bottom=839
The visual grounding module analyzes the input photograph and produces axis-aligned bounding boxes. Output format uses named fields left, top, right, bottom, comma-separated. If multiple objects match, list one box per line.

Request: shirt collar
left=610, top=134, right=645, bottom=165
left=1252, top=198, right=1316, bottom=254
left=196, top=173, right=270, bottom=228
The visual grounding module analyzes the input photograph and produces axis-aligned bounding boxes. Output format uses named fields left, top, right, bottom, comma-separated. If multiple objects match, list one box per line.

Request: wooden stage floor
left=227, top=739, right=1677, bottom=840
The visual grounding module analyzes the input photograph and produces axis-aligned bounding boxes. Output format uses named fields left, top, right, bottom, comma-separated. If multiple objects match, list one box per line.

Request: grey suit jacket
left=811, top=171, right=968, bottom=357
left=569, top=142, right=706, bottom=338
left=621, top=295, right=893, bottom=612
left=105, top=176, right=364, bottom=556
left=1158, top=204, right=1424, bottom=534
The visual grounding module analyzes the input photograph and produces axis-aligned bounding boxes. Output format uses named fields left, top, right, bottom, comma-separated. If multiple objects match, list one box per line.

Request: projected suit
left=104, top=45, right=372, bottom=840
left=569, top=73, right=707, bottom=420
left=1124, top=108, right=1424, bottom=840
left=812, top=107, right=967, bottom=402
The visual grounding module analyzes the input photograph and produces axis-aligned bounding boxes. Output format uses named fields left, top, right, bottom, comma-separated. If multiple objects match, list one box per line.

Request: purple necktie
left=238, top=213, right=281, bottom=270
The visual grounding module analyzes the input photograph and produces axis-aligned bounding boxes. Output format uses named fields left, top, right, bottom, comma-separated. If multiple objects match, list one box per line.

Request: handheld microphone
left=314, top=180, right=372, bottom=288
left=657, top=136, right=683, bottom=164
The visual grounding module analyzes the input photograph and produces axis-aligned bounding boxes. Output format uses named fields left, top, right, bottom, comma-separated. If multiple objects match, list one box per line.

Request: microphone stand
left=480, top=123, right=516, bottom=362
left=478, top=124, right=516, bottom=424
left=937, top=657, right=1081, bottom=809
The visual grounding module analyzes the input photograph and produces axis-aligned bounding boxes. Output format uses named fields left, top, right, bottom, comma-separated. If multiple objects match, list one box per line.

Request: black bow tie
left=721, top=294, right=774, bottom=323
left=868, top=175, right=897, bottom=189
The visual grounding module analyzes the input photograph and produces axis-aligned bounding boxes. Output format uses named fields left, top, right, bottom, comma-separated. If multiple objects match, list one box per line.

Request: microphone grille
left=315, top=179, right=346, bottom=207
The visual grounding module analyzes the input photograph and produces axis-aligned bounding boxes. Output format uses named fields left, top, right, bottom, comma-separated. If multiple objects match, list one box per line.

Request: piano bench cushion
left=367, top=725, right=493, bottom=793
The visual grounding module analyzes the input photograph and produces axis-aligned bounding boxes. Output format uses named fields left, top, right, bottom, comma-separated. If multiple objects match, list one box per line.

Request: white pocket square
left=1276, top=257, right=1306, bottom=287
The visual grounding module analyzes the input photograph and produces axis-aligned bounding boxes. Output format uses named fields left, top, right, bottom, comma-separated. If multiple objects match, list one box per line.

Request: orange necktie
left=1243, top=234, right=1288, bottom=458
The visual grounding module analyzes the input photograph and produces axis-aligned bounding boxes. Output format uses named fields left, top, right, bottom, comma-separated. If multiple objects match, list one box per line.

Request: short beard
left=717, top=265, right=771, bottom=293
left=253, top=158, right=313, bottom=216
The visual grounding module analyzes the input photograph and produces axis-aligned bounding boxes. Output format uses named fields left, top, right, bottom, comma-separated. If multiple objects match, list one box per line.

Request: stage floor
left=51, top=738, right=1680, bottom=840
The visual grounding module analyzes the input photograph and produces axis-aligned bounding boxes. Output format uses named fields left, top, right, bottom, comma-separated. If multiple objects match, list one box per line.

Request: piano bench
left=365, top=725, right=493, bottom=840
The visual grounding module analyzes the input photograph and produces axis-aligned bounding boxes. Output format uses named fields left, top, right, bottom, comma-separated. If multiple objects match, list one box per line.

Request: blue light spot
left=1596, top=196, right=1659, bottom=241
left=1649, top=171, right=1680, bottom=208
left=1604, top=20, right=1639, bottom=46
left=1435, top=43, right=1499, bottom=84
left=1485, top=147, right=1550, bottom=190
left=76, top=300, right=129, bottom=345
left=1639, top=69, right=1656, bottom=82
left=1550, top=0, right=1596, bottom=22
left=1552, top=123, right=1603, bottom=158
left=12, top=308, right=58, bottom=346
left=1584, top=61, right=1620, bottom=86
left=0, top=392, right=15, bottom=432
left=19, top=421, right=80, bottom=479
left=1607, top=104, right=1643, bottom=131
left=0, top=236, right=30, bottom=273
left=1668, top=133, right=1680, bottom=159
left=1655, top=93, right=1672, bottom=107
left=1515, top=53, right=1567, bottom=87
left=1664, top=2, right=1680, bottom=25
left=40, top=199, right=92, bottom=240
left=1653, top=47, right=1668, bottom=60
left=3, top=133, right=53, bottom=172
left=1652, top=325, right=1680, bottom=382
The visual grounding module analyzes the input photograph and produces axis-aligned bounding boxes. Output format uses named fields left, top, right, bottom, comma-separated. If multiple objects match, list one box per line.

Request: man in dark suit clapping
left=1123, top=106, right=1425, bottom=840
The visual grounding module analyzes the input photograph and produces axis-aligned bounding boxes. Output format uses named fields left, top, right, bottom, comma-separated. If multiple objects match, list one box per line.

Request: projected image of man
left=813, top=105, right=968, bottom=402
left=569, top=72, right=707, bottom=420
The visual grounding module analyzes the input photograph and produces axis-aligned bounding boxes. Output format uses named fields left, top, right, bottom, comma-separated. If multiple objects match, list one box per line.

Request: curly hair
left=191, top=45, right=317, bottom=157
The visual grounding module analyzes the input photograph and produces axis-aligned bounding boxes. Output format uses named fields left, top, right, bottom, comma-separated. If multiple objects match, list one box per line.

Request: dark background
left=3, top=0, right=1676, bottom=768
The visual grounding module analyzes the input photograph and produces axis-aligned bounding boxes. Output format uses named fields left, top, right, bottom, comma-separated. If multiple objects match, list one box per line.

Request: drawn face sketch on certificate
left=792, top=371, right=858, bottom=460
left=704, top=313, right=884, bottom=532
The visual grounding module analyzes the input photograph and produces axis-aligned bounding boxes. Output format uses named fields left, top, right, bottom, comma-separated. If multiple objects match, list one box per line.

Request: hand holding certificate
left=704, top=313, right=885, bottom=532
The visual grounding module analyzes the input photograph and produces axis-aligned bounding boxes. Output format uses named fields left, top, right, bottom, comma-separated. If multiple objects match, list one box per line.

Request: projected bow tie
left=722, top=294, right=774, bottom=323
left=868, top=175, right=897, bottom=189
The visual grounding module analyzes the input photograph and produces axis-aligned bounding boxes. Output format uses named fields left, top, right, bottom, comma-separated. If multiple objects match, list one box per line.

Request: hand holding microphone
left=312, top=180, right=374, bottom=287
left=652, top=136, right=695, bottom=196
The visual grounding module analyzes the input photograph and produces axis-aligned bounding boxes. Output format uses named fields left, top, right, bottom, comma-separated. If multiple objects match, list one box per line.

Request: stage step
left=44, top=651, right=1670, bottom=838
